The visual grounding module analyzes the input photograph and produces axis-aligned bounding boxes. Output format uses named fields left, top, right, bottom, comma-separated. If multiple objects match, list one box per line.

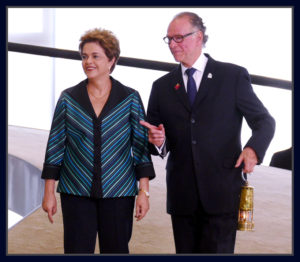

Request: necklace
left=88, top=85, right=111, bottom=100
left=89, top=91, right=109, bottom=100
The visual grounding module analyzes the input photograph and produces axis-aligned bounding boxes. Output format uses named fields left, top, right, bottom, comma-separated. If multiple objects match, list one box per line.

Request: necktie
left=185, top=68, right=197, bottom=106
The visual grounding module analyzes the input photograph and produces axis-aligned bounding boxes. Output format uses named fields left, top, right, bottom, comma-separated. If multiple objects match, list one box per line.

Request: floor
left=7, top=125, right=292, bottom=255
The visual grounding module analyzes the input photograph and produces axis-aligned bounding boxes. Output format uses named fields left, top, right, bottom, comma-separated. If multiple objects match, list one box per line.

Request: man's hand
left=235, top=147, right=258, bottom=173
left=140, top=120, right=165, bottom=147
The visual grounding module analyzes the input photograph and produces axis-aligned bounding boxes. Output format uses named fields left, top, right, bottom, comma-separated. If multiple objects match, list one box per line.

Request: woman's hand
left=135, top=191, right=149, bottom=221
left=135, top=177, right=150, bottom=221
left=42, top=179, right=57, bottom=224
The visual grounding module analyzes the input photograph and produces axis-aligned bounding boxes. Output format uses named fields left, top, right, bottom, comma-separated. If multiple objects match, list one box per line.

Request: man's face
left=167, top=17, right=202, bottom=67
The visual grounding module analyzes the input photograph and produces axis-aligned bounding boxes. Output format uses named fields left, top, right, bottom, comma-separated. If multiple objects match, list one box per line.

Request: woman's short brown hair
left=79, top=28, right=120, bottom=73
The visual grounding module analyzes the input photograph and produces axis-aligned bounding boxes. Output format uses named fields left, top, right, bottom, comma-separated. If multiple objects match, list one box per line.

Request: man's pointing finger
left=140, top=120, right=156, bottom=130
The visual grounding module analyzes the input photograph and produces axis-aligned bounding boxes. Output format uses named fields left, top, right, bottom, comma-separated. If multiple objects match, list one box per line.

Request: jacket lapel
left=67, top=79, right=96, bottom=117
left=193, top=55, right=216, bottom=108
left=172, top=66, right=192, bottom=112
left=66, top=77, right=129, bottom=120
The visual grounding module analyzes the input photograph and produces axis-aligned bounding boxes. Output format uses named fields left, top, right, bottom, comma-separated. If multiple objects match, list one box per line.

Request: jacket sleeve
left=41, top=93, right=67, bottom=180
left=130, top=91, right=156, bottom=180
left=236, top=67, right=276, bottom=163
left=146, top=81, right=170, bottom=157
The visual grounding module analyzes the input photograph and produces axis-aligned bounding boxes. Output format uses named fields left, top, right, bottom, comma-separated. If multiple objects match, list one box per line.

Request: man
left=140, top=12, right=275, bottom=253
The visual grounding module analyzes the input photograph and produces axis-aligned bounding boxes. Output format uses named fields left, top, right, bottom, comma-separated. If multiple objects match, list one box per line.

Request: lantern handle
left=241, top=172, right=251, bottom=182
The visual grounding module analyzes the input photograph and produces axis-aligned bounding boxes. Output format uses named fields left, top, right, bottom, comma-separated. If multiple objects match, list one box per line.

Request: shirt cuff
left=155, top=139, right=167, bottom=158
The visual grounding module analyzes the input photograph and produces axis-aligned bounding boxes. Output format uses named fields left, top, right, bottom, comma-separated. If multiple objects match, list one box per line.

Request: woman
left=41, top=28, right=155, bottom=254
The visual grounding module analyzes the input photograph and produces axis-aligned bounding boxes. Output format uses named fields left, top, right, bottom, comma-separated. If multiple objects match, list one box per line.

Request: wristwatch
left=139, top=188, right=150, bottom=198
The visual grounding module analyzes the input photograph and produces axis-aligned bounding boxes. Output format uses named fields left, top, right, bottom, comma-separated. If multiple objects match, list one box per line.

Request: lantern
left=238, top=173, right=254, bottom=231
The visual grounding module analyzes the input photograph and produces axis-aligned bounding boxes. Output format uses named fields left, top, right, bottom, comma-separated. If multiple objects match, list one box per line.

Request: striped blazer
left=41, top=77, right=155, bottom=198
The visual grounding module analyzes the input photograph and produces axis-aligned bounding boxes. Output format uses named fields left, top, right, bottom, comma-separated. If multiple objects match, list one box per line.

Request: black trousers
left=171, top=204, right=239, bottom=254
left=60, top=193, right=135, bottom=254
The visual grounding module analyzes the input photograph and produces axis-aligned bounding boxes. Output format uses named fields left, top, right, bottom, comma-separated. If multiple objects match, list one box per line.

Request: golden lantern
left=238, top=173, right=254, bottom=231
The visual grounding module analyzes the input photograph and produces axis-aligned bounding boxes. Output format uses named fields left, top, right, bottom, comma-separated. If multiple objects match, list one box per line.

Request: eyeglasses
left=163, top=31, right=198, bottom=44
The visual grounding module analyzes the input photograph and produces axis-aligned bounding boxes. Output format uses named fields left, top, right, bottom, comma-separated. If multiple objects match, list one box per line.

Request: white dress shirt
left=181, top=52, right=208, bottom=92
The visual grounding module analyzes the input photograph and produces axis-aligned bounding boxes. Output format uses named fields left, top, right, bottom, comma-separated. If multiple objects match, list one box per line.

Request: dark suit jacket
left=146, top=54, right=275, bottom=215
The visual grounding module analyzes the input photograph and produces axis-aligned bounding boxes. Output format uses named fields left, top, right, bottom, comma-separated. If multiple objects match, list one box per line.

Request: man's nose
left=169, top=39, right=177, bottom=48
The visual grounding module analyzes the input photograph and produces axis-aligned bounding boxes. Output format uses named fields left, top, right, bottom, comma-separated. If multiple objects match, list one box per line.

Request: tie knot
left=185, top=68, right=196, bottom=77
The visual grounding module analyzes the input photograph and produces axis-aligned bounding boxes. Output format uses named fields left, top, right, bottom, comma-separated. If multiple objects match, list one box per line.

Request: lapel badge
left=174, top=83, right=180, bottom=90
left=207, top=73, right=213, bottom=79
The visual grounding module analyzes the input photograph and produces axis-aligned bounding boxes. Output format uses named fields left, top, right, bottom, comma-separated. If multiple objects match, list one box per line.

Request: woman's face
left=81, top=42, right=115, bottom=80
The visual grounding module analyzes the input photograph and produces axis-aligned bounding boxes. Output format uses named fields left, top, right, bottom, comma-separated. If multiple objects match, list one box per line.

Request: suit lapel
left=193, top=55, right=216, bottom=108
left=172, top=66, right=192, bottom=112
left=171, top=56, right=217, bottom=112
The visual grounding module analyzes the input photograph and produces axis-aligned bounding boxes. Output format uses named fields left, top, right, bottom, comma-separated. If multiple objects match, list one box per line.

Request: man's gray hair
left=174, top=12, right=208, bottom=45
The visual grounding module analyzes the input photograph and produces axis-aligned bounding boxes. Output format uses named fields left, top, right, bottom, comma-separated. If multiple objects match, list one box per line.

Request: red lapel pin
left=175, top=83, right=180, bottom=90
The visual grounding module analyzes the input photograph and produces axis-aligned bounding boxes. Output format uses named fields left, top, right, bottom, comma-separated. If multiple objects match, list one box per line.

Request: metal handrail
left=8, top=42, right=292, bottom=90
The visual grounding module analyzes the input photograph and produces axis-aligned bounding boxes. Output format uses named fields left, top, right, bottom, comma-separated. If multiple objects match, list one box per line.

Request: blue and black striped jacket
left=41, top=77, right=155, bottom=198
